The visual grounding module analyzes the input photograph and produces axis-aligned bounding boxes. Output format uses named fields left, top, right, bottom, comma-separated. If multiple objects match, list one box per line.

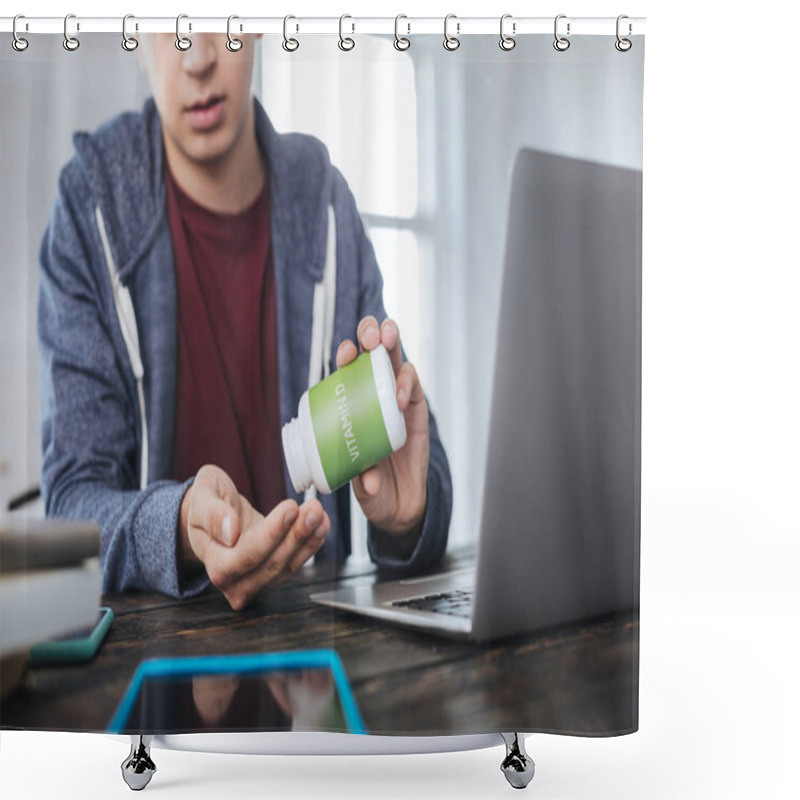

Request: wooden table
left=1, top=548, right=638, bottom=736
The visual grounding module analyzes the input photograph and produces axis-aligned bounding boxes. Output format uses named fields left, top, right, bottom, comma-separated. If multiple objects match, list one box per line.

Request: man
left=37, top=34, right=451, bottom=610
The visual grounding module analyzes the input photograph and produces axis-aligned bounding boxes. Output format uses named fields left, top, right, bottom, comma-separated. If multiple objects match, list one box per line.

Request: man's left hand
left=335, top=316, right=428, bottom=540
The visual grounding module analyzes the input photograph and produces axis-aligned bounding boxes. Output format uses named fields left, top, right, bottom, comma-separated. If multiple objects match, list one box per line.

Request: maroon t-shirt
left=166, top=162, right=286, bottom=514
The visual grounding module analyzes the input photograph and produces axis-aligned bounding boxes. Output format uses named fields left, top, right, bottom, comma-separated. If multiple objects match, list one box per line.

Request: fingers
left=208, top=499, right=330, bottom=611
left=267, top=499, right=327, bottom=578
left=335, top=317, right=379, bottom=370
left=351, top=466, right=386, bottom=525
left=355, top=466, right=382, bottom=498
left=198, top=463, right=240, bottom=508
left=208, top=499, right=299, bottom=583
left=379, top=319, right=404, bottom=374
left=224, top=506, right=330, bottom=610
left=335, top=338, right=358, bottom=369
left=191, top=464, right=248, bottom=545
left=356, top=315, right=381, bottom=352
left=394, top=361, right=423, bottom=412
left=186, top=468, right=332, bottom=611
left=192, top=494, right=241, bottom=548
left=282, top=507, right=331, bottom=576
left=337, top=315, right=403, bottom=373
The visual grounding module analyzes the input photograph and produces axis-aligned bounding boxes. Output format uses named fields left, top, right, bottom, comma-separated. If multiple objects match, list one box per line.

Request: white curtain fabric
left=0, top=27, right=643, bottom=744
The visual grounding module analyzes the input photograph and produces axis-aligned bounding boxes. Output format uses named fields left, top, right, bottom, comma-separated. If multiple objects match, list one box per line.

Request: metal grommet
left=122, top=14, right=138, bottom=52
left=12, top=14, right=29, bottom=52
left=394, top=14, right=410, bottom=51
left=282, top=15, right=299, bottom=52
left=338, top=14, right=355, bottom=51
left=499, top=14, right=516, bottom=51
left=175, top=14, right=192, bottom=51
left=443, top=14, right=460, bottom=51
left=63, top=13, right=80, bottom=51
left=553, top=14, right=570, bottom=52
left=615, top=14, right=632, bottom=52
left=227, top=15, right=243, bottom=52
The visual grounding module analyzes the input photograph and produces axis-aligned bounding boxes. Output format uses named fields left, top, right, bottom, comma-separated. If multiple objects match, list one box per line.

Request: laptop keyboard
left=391, top=589, right=474, bottom=618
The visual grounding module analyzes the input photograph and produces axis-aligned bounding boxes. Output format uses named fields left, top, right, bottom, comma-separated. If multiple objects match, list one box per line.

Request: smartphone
left=29, top=607, right=114, bottom=666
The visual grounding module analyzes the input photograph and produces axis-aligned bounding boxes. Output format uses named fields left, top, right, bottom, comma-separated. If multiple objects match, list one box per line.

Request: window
left=261, top=37, right=428, bottom=558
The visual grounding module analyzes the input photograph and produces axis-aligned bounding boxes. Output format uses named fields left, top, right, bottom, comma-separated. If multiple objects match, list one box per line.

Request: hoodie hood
left=71, top=96, right=334, bottom=285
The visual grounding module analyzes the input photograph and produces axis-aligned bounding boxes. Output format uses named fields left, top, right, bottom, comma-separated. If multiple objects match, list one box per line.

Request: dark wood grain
left=0, top=549, right=638, bottom=736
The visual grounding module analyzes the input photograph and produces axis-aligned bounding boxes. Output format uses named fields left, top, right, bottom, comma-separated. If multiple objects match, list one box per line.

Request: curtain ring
left=553, top=14, right=570, bottom=51
left=282, top=15, right=299, bottom=52
left=394, top=15, right=410, bottom=51
left=175, top=14, right=192, bottom=51
left=338, top=14, right=355, bottom=51
left=63, top=14, right=80, bottom=51
left=227, top=15, right=243, bottom=52
left=12, top=14, right=29, bottom=52
left=615, top=15, right=632, bottom=52
left=499, top=14, right=516, bottom=51
left=122, top=14, right=138, bottom=52
left=443, top=14, right=460, bottom=51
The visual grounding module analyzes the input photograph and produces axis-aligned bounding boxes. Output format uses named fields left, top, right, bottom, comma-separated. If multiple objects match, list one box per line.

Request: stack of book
left=0, top=517, right=101, bottom=664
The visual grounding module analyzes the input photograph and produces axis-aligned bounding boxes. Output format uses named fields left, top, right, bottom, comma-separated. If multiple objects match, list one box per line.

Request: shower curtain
left=0, top=17, right=644, bottom=743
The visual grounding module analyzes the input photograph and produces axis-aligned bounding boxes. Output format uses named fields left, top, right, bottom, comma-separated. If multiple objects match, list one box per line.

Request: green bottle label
left=308, top=351, right=393, bottom=492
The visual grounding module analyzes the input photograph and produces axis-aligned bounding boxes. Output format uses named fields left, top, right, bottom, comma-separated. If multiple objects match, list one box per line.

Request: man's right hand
left=179, top=465, right=330, bottom=610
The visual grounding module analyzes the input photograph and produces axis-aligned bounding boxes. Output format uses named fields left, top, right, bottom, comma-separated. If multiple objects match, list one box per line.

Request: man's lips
left=185, top=96, right=225, bottom=131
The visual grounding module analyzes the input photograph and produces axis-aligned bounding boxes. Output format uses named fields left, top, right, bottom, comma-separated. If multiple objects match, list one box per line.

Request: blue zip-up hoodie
left=38, top=97, right=451, bottom=599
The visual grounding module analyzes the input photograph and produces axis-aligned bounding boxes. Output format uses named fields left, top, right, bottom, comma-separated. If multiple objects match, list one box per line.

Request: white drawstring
left=303, top=204, right=338, bottom=504
left=96, top=206, right=149, bottom=490
left=322, top=204, right=338, bottom=382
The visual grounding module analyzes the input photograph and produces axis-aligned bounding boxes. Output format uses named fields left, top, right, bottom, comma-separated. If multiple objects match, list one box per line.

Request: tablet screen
left=119, top=668, right=349, bottom=734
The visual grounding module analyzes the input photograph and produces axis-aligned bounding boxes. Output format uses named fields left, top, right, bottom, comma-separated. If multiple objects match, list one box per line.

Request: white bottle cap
left=282, top=416, right=312, bottom=494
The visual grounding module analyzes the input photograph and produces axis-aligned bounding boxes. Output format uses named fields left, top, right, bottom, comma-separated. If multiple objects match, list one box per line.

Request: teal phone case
left=29, top=607, right=114, bottom=666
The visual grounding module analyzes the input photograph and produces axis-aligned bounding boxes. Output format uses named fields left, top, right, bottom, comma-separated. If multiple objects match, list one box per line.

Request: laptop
left=311, top=148, right=642, bottom=642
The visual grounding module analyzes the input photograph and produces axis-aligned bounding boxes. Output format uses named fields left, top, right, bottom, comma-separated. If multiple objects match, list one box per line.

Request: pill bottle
left=282, top=344, right=406, bottom=494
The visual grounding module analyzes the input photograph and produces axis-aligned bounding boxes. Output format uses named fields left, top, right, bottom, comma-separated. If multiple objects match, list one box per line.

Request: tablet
left=108, top=650, right=366, bottom=735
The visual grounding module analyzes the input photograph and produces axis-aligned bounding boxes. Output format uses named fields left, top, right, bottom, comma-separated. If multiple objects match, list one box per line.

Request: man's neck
left=163, top=112, right=266, bottom=215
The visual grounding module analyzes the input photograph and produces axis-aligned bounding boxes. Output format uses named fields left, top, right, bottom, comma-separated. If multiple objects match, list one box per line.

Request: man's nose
left=182, top=34, right=217, bottom=78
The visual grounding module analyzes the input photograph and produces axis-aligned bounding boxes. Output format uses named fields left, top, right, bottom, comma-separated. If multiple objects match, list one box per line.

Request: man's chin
left=182, top=136, right=236, bottom=169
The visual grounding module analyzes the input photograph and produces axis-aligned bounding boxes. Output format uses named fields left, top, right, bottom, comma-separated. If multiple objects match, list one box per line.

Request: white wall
left=0, top=35, right=150, bottom=509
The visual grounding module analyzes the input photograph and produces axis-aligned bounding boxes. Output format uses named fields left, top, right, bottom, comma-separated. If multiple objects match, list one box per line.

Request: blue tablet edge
left=107, top=650, right=367, bottom=735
